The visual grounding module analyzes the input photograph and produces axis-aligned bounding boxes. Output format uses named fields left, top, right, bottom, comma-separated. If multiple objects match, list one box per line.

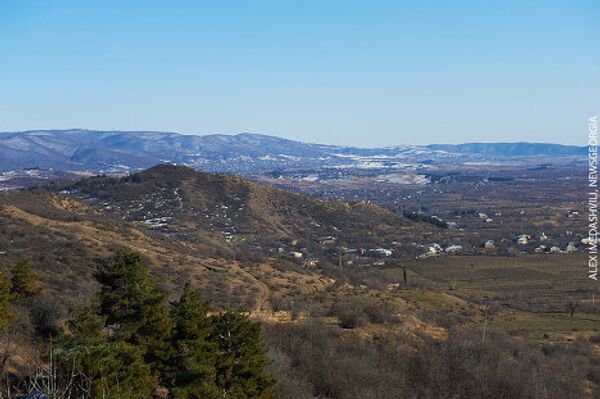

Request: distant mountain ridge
left=0, top=129, right=585, bottom=172
left=427, top=142, right=586, bottom=157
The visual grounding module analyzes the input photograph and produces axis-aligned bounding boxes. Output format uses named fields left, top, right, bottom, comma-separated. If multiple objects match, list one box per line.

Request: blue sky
left=0, top=1, right=597, bottom=146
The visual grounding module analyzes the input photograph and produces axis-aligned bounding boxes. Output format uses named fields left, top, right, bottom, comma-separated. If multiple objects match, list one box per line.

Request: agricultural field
left=390, top=254, right=598, bottom=335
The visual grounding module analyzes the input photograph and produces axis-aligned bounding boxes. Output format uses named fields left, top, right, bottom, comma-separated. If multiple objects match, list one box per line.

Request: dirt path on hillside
left=235, top=264, right=271, bottom=312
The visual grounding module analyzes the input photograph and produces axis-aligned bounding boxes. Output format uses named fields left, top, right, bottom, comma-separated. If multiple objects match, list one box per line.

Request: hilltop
left=0, top=179, right=337, bottom=312
left=64, top=164, right=417, bottom=250
left=0, top=164, right=429, bottom=329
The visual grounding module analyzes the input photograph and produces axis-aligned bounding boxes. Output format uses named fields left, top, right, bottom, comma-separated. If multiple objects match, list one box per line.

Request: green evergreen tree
left=94, top=250, right=172, bottom=369
left=59, top=306, right=157, bottom=399
left=210, top=312, right=275, bottom=399
left=0, top=272, right=14, bottom=329
left=54, top=250, right=276, bottom=399
left=168, top=283, right=220, bottom=399
left=10, top=258, right=41, bottom=298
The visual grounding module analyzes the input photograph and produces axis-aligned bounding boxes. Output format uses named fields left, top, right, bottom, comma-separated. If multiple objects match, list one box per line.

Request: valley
left=0, top=133, right=594, bottom=398
left=2, top=1, right=594, bottom=395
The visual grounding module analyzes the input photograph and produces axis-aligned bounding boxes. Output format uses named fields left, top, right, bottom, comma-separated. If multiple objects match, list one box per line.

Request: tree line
left=1, top=250, right=275, bottom=399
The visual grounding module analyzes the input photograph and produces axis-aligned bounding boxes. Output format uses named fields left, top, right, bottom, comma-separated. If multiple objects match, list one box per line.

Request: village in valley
left=52, top=159, right=586, bottom=277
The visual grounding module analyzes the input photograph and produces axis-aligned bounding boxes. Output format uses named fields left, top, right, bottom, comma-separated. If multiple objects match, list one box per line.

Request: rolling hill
left=0, top=164, right=425, bottom=318
left=63, top=164, right=416, bottom=249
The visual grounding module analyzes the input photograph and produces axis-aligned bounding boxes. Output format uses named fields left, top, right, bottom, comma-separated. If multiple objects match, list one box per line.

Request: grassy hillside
left=64, top=164, right=417, bottom=249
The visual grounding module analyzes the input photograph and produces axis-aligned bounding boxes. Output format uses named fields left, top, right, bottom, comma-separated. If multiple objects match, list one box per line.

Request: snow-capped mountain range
left=0, top=129, right=585, bottom=173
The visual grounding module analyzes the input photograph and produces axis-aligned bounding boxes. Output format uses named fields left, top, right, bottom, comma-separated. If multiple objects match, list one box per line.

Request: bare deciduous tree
left=566, top=301, right=579, bottom=318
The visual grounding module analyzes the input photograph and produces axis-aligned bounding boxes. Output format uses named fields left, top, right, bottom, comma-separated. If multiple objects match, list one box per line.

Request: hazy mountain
left=0, top=129, right=585, bottom=173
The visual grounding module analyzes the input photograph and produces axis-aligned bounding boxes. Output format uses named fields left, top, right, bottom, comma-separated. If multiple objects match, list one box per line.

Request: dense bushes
left=10, top=258, right=42, bottom=298
left=264, top=320, right=591, bottom=399
left=330, top=298, right=400, bottom=328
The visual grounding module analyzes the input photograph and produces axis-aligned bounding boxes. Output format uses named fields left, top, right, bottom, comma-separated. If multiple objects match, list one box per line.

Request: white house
left=445, top=245, right=463, bottom=253
left=370, top=248, right=392, bottom=258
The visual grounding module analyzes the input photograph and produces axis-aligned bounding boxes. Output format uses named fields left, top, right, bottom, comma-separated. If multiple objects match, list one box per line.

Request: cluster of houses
left=533, top=244, right=577, bottom=254
left=413, top=230, right=582, bottom=259
left=417, top=243, right=464, bottom=259
left=291, top=244, right=394, bottom=261
left=443, top=209, right=501, bottom=231
left=256, top=235, right=399, bottom=269
left=514, top=232, right=579, bottom=254
left=271, top=230, right=583, bottom=265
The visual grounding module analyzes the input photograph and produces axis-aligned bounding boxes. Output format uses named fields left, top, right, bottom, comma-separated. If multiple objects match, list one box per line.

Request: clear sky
left=0, top=1, right=598, bottom=147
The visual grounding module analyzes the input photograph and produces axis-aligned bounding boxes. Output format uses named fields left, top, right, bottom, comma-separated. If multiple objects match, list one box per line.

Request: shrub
left=331, top=301, right=367, bottom=329
left=263, top=321, right=587, bottom=399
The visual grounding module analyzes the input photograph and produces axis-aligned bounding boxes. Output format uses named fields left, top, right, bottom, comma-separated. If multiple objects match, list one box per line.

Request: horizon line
left=0, top=127, right=586, bottom=149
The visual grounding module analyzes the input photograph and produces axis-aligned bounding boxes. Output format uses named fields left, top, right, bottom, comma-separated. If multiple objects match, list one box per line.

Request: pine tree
left=54, top=250, right=276, bottom=399
left=168, top=283, right=220, bottom=399
left=94, top=250, right=172, bottom=368
left=59, top=306, right=157, bottom=399
left=0, top=272, right=14, bottom=329
left=10, top=258, right=41, bottom=298
left=210, top=312, right=275, bottom=399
